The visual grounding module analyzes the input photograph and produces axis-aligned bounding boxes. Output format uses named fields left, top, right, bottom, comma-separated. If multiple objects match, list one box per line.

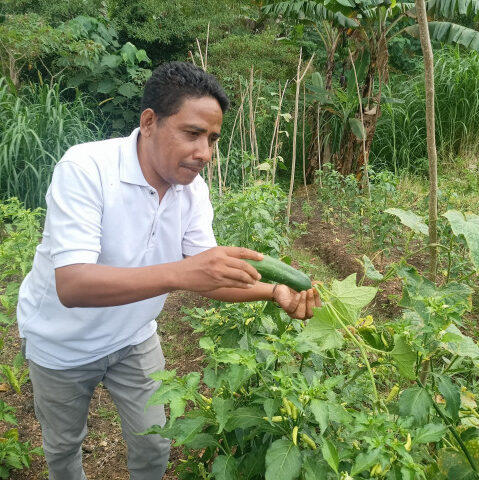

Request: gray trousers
left=27, top=333, right=170, bottom=480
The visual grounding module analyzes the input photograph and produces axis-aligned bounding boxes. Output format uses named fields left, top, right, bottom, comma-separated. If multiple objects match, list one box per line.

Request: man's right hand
left=176, top=246, right=263, bottom=292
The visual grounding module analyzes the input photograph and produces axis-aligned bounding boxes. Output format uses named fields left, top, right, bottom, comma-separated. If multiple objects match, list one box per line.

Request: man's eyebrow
left=184, top=125, right=220, bottom=137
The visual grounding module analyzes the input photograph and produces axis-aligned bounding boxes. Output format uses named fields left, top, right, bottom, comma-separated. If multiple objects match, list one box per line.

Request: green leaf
left=406, top=22, right=479, bottom=53
left=212, top=454, right=239, bottom=480
left=427, top=0, right=479, bottom=18
left=184, top=433, right=218, bottom=449
left=120, top=41, right=138, bottom=64
left=348, top=117, right=366, bottom=140
left=146, top=382, right=187, bottom=423
left=185, top=372, right=201, bottom=390
left=169, top=397, right=187, bottom=424
left=264, top=398, right=281, bottom=419
left=390, top=335, right=416, bottom=380
left=224, top=407, right=264, bottom=431
left=199, top=336, right=215, bottom=350
left=310, top=399, right=329, bottom=433
left=97, top=78, right=116, bottom=94
left=444, top=210, right=479, bottom=271
left=212, top=398, right=234, bottom=434
left=440, top=324, right=479, bottom=359
left=413, top=423, right=448, bottom=445
left=330, top=273, right=377, bottom=319
left=135, top=48, right=150, bottom=64
left=101, top=54, right=122, bottom=69
left=436, top=375, right=461, bottom=421
left=321, top=438, right=339, bottom=474
left=117, top=82, right=139, bottom=98
left=351, top=449, right=381, bottom=476
left=141, top=416, right=207, bottom=445
left=399, top=387, right=432, bottom=426
left=302, top=452, right=331, bottom=480
left=361, top=255, right=384, bottom=281
left=265, top=439, right=302, bottom=480
left=297, top=306, right=344, bottom=352
left=385, top=208, right=429, bottom=235
left=239, top=448, right=267, bottom=479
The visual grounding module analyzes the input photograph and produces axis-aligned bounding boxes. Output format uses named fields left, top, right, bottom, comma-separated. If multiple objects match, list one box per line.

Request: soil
left=1, top=187, right=462, bottom=480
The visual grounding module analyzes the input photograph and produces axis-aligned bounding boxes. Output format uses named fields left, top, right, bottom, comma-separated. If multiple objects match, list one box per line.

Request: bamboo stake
left=253, top=72, right=262, bottom=165
left=348, top=48, right=371, bottom=200
left=215, top=143, right=222, bottom=196
left=248, top=68, right=257, bottom=175
left=286, top=50, right=315, bottom=227
left=416, top=0, right=438, bottom=281
left=224, top=91, right=247, bottom=189
left=302, top=81, right=309, bottom=202
left=270, top=80, right=289, bottom=185
left=316, top=103, right=323, bottom=188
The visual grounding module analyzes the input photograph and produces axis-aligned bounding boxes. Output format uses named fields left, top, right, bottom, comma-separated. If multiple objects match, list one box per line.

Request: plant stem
left=445, top=235, right=454, bottom=284
left=443, top=355, right=459, bottom=374
left=327, top=303, right=380, bottom=409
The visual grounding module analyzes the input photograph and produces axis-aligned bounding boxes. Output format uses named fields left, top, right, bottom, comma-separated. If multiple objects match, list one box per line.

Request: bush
left=212, top=183, right=290, bottom=256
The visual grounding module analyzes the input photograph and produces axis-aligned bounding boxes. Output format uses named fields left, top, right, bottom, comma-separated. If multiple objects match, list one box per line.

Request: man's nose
left=195, top=137, right=213, bottom=162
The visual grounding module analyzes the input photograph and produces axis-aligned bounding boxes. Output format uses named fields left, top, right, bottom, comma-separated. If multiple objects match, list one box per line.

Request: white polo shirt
left=17, top=128, right=216, bottom=369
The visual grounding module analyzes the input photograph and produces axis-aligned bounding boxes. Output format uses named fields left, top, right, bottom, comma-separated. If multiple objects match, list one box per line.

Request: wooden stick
left=286, top=50, right=315, bottom=226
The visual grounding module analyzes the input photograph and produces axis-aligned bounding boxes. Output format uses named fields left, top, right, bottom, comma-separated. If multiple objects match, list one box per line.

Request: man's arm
left=55, top=246, right=262, bottom=308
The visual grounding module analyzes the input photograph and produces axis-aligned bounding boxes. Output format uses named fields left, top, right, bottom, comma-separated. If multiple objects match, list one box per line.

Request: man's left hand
left=273, top=284, right=321, bottom=320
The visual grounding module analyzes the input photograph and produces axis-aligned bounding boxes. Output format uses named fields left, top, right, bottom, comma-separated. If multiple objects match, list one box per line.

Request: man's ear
left=139, top=108, right=157, bottom=138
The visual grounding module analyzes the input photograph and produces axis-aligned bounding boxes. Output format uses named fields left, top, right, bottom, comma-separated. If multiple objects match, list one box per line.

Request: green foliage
left=0, top=78, right=103, bottom=208
left=208, top=30, right=298, bottom=84
left=372, top=48, right=479, bottom=174
left=0, top=198, right=42, bottom=347
left=212, top=183, right=290, bottom=256
left=107, top=0, right=253, bottom=64
left=0, top=0, right=103, bottom=24
left=146, top=203, right=479, bottom=479
left=0, top=400, right=42, bottom=479
left=55, top=15, right=152, bottom=134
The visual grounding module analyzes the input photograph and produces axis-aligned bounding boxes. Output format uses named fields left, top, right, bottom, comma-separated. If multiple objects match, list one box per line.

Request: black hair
left=140, top=61, right=230, bottom=122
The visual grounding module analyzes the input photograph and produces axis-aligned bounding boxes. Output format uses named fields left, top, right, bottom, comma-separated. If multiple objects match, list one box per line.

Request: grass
left=0, top=78, right=103, bottom=209
left=289, top=246, right=337, bottom=283
left=371, top=47, right=479, bottom=175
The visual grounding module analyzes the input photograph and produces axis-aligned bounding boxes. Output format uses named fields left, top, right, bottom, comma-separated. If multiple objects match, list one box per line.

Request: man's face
left=139, top=96, right=223, bottom=189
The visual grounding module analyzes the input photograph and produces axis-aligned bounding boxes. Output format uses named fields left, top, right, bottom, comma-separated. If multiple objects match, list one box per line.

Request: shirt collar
left=120, top=127, right=184, bottom=192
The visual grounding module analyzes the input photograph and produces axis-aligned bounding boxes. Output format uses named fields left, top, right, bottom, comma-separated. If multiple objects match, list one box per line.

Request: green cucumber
left=246, top=255, right=312, bottom=292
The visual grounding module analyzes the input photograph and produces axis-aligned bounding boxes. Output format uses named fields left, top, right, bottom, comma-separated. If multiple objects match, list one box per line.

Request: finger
left=222, top=265, right=260, bottom=285
left=224, top=246, right=264, bottom=261
left=313, top=287, right=322, bottom=307
left=287, top=289, right=302, bottom=314
left=305, top=289, right=314, bottom=319
left=293, top=291, right=307, bottom=319
left=226, top=257, right=262, bottom=281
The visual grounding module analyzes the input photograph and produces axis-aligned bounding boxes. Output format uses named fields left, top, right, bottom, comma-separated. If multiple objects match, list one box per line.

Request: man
left=17, top=61, right=320, bottom=479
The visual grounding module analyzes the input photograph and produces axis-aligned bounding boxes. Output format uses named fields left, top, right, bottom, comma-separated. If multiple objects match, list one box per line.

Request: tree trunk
left=335, top=34, right=389, bottom=176
left=416, top=0, right=438, bottom=281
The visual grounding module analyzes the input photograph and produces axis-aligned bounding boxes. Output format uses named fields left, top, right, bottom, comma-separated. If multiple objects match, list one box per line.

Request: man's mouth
left=182, top=165, right=203, bottom=174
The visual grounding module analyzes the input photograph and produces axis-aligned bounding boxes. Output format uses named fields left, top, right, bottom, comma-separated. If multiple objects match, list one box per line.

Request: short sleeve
left=47, top=159, right=103, bottom=268
left=181, top=183, right=217, bottom=256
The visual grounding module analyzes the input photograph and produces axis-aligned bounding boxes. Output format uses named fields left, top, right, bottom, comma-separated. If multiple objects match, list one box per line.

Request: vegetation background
left=1, top=0, right=479, bottom=479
